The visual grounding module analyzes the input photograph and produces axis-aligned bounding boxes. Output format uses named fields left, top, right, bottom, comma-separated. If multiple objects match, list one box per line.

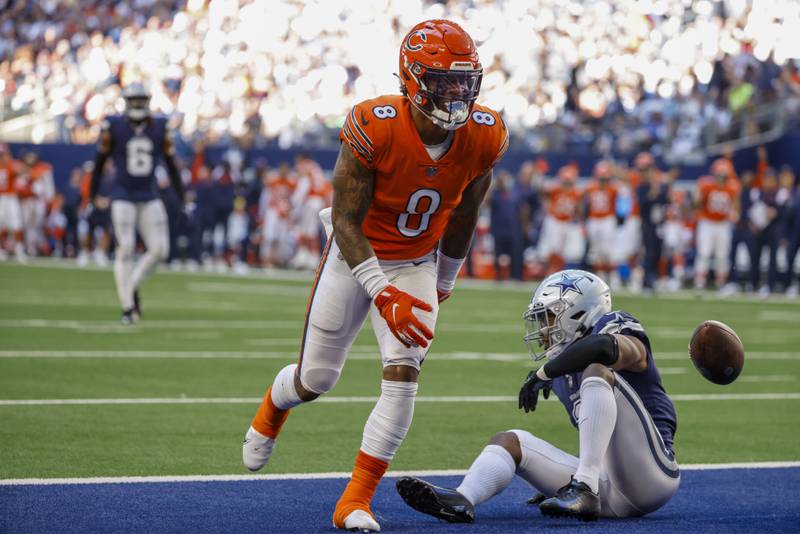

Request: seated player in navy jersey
left=90, top=83, right=184, bottom=324
left=397, top=269, right=679, bottom=522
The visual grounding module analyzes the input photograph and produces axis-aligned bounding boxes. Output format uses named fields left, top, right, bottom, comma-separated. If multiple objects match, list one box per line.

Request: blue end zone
left=2, top=468, right=798, bottom=533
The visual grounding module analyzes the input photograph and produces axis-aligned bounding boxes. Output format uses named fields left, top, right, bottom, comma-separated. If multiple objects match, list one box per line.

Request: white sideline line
left=1, top=462, right=798, bottom=487
left=1, top=393, right=799, bottom=406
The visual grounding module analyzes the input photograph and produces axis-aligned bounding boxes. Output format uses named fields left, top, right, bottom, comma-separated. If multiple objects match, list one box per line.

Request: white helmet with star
left=523, top=269, right=612, bottom=360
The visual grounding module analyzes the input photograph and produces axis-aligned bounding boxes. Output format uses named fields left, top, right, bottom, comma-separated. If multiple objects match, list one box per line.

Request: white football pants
left=111, top=199, right=169, bottom=310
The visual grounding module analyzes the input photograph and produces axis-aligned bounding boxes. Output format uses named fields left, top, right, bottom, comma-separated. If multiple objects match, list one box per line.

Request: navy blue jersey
left=551, top=310, right=677, bottom=451
left=103, top=115, right=168, bottom=202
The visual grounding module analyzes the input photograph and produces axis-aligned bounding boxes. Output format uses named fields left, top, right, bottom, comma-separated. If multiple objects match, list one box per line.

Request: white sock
left=456, top=444, right=516, bottom=506
left=574, top=376, right=617, bottom=494
left=270, top=364, right=304, bottom=410
left=114, top=254, right=134, bottom=310
left=360, top=380, right=417, bottom=462
left=129, top=250, right=162, bottom=296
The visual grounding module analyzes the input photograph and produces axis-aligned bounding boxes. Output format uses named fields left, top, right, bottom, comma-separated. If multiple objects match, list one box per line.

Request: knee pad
left=298, top=363, right=341, bottom=395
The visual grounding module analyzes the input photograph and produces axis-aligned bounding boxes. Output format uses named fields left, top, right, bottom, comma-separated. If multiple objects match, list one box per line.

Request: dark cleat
left=133, top=290, right=142, bottom=319
left=396, top=476, right=475, bottom=523
left=526, top=492, right=547, bottom=505
left=120, top=309, right=137, bottom=325
left=539, top=477, right=600, bottom=522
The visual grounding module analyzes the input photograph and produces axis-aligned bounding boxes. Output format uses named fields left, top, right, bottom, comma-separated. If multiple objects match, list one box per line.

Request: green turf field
left=1, top=262, right=798, bottom=479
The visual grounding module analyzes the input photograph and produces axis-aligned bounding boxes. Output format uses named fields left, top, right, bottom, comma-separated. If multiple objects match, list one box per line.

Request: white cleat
left=339, top=510, right=380, bottom=533
left=242, top=426, right=275, bottom=471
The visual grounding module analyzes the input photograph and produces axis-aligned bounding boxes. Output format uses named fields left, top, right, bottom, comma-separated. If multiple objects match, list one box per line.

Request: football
left=689, top=320, right=745, bottom=385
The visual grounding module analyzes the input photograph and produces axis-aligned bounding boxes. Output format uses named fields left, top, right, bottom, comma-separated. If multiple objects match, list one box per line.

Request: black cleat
left=539, top=477, right=600, bottom=522
left=133, top=290, right=142, bottom=319
left=526, top=492, right=547, bottom=505
left=120, top=309, right=137, bottom=325
left=396, top=476, right=475, bottom=523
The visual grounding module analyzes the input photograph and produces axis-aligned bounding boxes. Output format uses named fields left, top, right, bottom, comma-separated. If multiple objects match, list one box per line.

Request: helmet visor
left=419, top=67, right=482, bottom=128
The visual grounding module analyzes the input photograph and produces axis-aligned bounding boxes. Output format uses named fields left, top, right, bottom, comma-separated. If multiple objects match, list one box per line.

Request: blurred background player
left=291, top=153, right=330, bottom=270
left=258, top=162, right=297, bottom=268
left=242, top=20, right=508, bottom=532
left=635, top=153, right=670, bottom=292
left=584, top=161, right=618, bottom=284
left=538, top=165, right=583, bottom=274
left=397, top=270, right=678, bottom=523
left=77, top=162, right=112, bottom=267
left=694, top=158, right=740, bottom=290
left=0, top=144, right=26, bottom=262
left=91, top=83, right=184, bottom=324
left=18, top=152, right=55, bottom=257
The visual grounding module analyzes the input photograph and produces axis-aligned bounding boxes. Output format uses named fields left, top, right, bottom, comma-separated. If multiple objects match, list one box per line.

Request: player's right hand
left=519, top=370, right=551, bottom=413
left=373, top=285, right=434, bottom=349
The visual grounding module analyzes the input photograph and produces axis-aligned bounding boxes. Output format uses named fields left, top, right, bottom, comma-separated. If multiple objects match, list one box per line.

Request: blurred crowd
left=2, top=141, right=799, bottom=298
left=3, top=0, right=800, bottom=157
left=480, top=147, right=800, bottom=297
left=0, top=140, right=331, bottom=272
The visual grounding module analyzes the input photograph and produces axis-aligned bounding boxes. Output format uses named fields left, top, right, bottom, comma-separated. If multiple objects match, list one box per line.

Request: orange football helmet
left=399, top=19, right=482, bottom=130
left=711, top=158, right=734, bottom=179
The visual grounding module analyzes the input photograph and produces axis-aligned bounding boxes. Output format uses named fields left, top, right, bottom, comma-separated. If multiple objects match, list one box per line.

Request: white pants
left=296, top=236, right=438, bottom=395
left=586, top=216, right=616, bottom=264
left=538, top=216, right=584, bottom=263
left=611, top=216, right=641, bottom=264
left=0, top=194, right=21, bottom=232
left=21, top=198, right=45, bottom=251
left=510, top=374, right=679, bottom=518
left=111, top=199, right=169, bottom=310
left=298, top=196, right=326, bottom=238
left=695, top=219, right=732, bottom=276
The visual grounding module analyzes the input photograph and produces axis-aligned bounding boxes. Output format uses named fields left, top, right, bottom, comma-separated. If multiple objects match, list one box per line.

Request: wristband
left=436, top=250, right=465, bottom=293
left=351, top=256, right=390, bottom=299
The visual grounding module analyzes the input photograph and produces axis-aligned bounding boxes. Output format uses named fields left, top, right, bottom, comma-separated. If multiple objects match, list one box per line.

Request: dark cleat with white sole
left=396, top=476, right=475, bottom=523
left=539, top=477, right=600, bottom=522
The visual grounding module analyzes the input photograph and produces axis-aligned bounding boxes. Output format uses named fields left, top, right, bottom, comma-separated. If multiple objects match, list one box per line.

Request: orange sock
left=251, top=386, right=290, bottom=439
left=333, top=451, right=389, bottom=527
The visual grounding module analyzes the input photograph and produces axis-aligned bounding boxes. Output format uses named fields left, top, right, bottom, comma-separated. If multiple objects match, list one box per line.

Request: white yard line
left=1, top=393, right=799, bottom=407
left=1, top=349, right=798, bottom=362
left=1, top=461, right=798, bottom=486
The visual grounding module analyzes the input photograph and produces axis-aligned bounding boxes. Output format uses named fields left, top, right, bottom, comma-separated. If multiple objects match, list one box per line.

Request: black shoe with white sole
left=396, top=476, right=475, bottom=523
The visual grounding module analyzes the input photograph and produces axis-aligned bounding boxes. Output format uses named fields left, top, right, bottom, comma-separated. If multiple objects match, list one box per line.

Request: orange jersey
left=340, top=95, right=508, bottom=260
left=309, top=178, right=332, bottom=201
left=585, top=181, right=618, bottom=219
left=698, top=177, right=739, bottom=222
left=0, top=160, right=19, bottom=195
left=267, top=175, right=296, bottom=218
left=546, top=184, right=582, bottom=222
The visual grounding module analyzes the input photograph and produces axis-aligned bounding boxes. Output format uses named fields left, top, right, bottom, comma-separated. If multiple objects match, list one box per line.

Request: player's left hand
left=437, top=289, right=451, bottom=304
left=519, top=369, right=551, bottom=413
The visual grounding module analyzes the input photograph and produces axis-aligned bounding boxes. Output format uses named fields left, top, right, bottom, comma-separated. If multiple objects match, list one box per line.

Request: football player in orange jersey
left=693, top=158, right=740, bottom=289
left=0, top=143, right=26, bottom=262
left=18, top=152, right=55, bottom=256
left=242, top=20, right=508, bottom=532
left=292, top=153, right=332, bottom=270
left=537, top=165, right=584, bottom=274
left=584, top=161, right=618, bottom=283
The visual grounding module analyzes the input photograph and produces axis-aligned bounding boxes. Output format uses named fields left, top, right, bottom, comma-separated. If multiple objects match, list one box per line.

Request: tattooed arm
left=331, top=143, right=377, bottom=268
left=439, top=169, right=493, bottom=258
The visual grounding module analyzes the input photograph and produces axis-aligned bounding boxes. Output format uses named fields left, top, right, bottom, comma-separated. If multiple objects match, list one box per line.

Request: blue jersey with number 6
left=103, top=115, right=167, bottom=202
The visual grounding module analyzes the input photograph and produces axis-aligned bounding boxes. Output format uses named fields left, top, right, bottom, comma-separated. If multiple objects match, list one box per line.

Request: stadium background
left=1, top=1, right=800, bottom=532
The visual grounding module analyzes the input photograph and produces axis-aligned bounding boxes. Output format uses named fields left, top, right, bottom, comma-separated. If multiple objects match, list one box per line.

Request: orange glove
left=373, top=285, right=434, bottom=348
left=437, top=289, right=451, bottom=304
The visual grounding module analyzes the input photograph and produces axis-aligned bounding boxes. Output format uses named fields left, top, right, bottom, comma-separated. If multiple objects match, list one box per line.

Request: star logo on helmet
left=547, top=273, right=585, bottom=297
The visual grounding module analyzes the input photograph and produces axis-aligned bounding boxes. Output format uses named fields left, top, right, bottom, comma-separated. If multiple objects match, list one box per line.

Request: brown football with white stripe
left=689, top=320, right=745, bottom=385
